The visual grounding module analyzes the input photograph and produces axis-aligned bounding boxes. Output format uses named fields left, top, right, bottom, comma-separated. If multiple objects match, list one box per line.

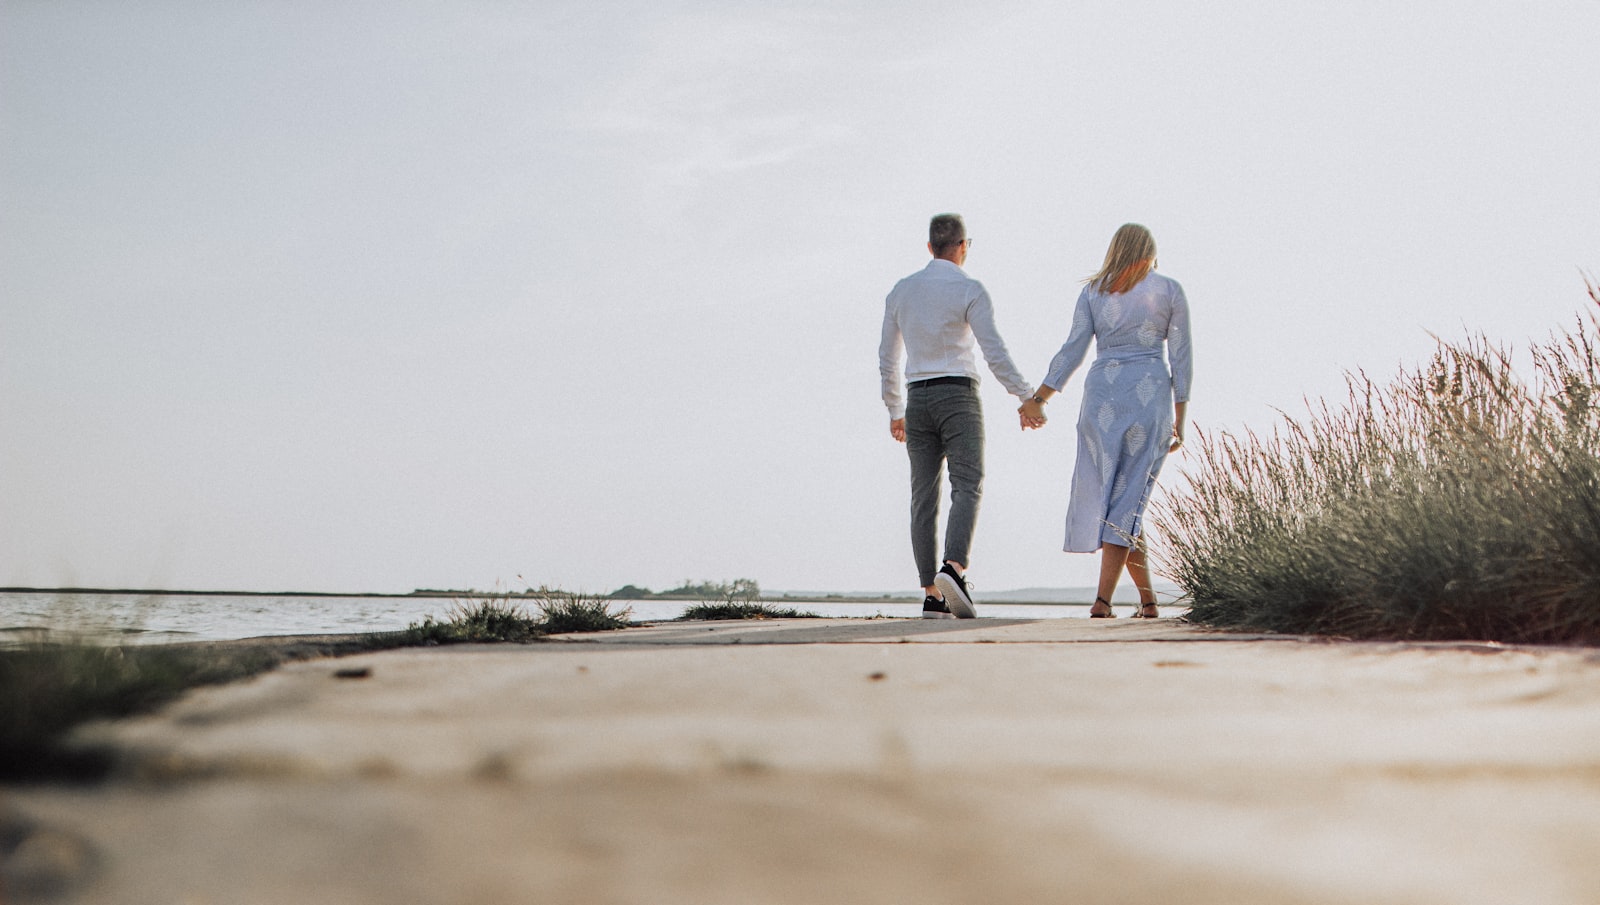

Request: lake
left=0, top=591, right=1174, bottom=645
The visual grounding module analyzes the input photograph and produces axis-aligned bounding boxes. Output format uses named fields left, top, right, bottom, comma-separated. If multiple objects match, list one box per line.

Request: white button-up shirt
left=878, top=259, right=1033, bottom=419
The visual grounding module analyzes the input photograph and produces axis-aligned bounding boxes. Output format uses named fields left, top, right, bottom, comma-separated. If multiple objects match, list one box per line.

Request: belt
left=908, top=376, right=974, bottom=390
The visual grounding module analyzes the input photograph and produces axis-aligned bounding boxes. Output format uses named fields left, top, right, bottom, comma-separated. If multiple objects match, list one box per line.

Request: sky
left=3, top=0, right=1598, bottom=595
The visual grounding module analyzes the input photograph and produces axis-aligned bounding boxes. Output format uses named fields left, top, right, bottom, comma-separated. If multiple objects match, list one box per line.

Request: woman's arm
left=1021, top=290, right=1095, bottom=431
left=1167, top=282, right=1193, bottom=408
left=1041, top=289, right=1095, bottom=390
left=1166, top=281, right=1192, bottom=452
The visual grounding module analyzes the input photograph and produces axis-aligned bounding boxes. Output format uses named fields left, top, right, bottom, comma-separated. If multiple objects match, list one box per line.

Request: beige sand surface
left=6, top=617, right=1600, bottom=904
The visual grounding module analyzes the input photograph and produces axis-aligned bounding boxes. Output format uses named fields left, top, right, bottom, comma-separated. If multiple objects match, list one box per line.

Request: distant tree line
left=606, top=579, right=761, bottom=602
left=408, top=579, right=763, bottom=603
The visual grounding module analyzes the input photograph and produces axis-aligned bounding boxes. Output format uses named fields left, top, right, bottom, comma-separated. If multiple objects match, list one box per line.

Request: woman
left=1018, top=223, right=1192, bottom=618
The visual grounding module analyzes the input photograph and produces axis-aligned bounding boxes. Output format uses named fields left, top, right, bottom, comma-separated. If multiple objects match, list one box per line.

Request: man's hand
left=890, top=418, right=906, bottom=442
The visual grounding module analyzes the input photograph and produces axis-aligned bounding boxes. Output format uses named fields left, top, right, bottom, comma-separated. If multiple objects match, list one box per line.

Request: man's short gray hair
left=929, top=213, right=966, bottom=256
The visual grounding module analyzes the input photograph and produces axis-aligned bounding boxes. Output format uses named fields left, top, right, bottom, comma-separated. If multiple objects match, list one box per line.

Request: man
left=879, top=214, right=1035, bottom=618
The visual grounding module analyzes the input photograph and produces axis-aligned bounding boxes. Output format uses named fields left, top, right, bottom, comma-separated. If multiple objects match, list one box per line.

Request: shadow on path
left=565, top=618, right=1043, bottom=646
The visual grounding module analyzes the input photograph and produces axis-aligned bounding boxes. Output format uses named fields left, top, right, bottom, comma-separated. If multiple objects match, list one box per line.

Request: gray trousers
left=905, top=381, right=985, bottom=588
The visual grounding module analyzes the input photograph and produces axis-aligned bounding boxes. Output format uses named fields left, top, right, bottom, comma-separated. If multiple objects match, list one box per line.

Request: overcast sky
left=4, top=0, right=1598, bottom=595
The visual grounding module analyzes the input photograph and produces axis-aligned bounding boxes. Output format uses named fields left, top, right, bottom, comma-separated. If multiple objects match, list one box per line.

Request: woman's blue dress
left=1042, top=272, right=1193, bottom=552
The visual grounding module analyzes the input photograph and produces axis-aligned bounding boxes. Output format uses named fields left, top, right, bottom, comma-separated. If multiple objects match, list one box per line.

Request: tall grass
left=1163, top=283, right=1600, bottom=644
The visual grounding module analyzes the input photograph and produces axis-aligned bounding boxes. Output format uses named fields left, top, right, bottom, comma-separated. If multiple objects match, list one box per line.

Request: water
left=0, top=591, right=1157, bottom=645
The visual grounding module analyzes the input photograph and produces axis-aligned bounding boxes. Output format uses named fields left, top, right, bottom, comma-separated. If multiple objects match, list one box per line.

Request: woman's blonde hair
left=1086, top=223, right=1157, bottom=294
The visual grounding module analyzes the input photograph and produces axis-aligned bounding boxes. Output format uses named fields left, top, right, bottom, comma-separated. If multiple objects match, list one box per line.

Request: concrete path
left=6, top=617, right=1600, bottom=904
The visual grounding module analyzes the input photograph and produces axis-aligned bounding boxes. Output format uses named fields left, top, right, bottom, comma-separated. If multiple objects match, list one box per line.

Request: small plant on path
left=528, top=588, right=632, bottom=633
left=678, top=601, right=818, bottom=621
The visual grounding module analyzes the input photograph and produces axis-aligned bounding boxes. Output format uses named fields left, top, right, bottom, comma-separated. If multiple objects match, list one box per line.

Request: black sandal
left=1090, top=596, right=1117, bottom=618
left=1132, top=602, right=1159, bottom=619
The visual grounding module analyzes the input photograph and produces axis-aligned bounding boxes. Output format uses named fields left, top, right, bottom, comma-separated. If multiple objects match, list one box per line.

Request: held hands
left=1169, top=427, right=1186, bottom=453
left=890, top=418, right=906, bottom=443
left=1018, top=398, right=1047, bottom=431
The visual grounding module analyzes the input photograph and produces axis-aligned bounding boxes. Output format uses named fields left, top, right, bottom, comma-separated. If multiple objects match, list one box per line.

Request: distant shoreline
left=1, top=587, right=461, bottom=599
left=0, top=587, right=1132, bottom=606
left=0, top=586, right=927, bottom=603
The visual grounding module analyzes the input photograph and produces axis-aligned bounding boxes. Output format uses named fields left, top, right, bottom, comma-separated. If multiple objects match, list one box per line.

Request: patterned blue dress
left=1042, top=272, right=1193, bottom=552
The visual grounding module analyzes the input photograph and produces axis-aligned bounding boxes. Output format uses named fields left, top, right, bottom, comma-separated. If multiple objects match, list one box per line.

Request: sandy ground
left=6, top=616, right=1600, bottom=904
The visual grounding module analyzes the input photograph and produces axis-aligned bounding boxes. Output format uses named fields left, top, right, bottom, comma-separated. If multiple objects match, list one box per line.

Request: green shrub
left=529, top=589, right=632, bottom=633
left=678, top=601, right=817, bottom=621
left=1, top=641, right=295, bottom=780
left=395, top=591, right=632, bottom=641
left=1162, top=283, right=1600, bottom=644
left=396, top=597, right=545, bottom=645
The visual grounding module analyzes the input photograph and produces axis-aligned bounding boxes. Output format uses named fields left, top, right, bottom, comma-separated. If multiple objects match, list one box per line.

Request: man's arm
left=966, top=288, right=1034, bottom=401
left=879, top=297, right=907, bottom=441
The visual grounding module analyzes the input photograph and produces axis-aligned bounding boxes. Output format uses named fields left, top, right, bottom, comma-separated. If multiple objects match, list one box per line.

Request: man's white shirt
left=879, top=258, right=1034, bottom=420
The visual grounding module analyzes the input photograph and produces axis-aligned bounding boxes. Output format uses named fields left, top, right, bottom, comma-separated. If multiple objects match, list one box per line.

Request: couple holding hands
left=878, top=215, right=1193, bottom=620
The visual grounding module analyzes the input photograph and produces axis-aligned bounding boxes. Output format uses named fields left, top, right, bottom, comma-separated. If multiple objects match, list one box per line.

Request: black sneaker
left=933, top=564, right=977, bottom=619
left=921, top=595, right=955, bottom=620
